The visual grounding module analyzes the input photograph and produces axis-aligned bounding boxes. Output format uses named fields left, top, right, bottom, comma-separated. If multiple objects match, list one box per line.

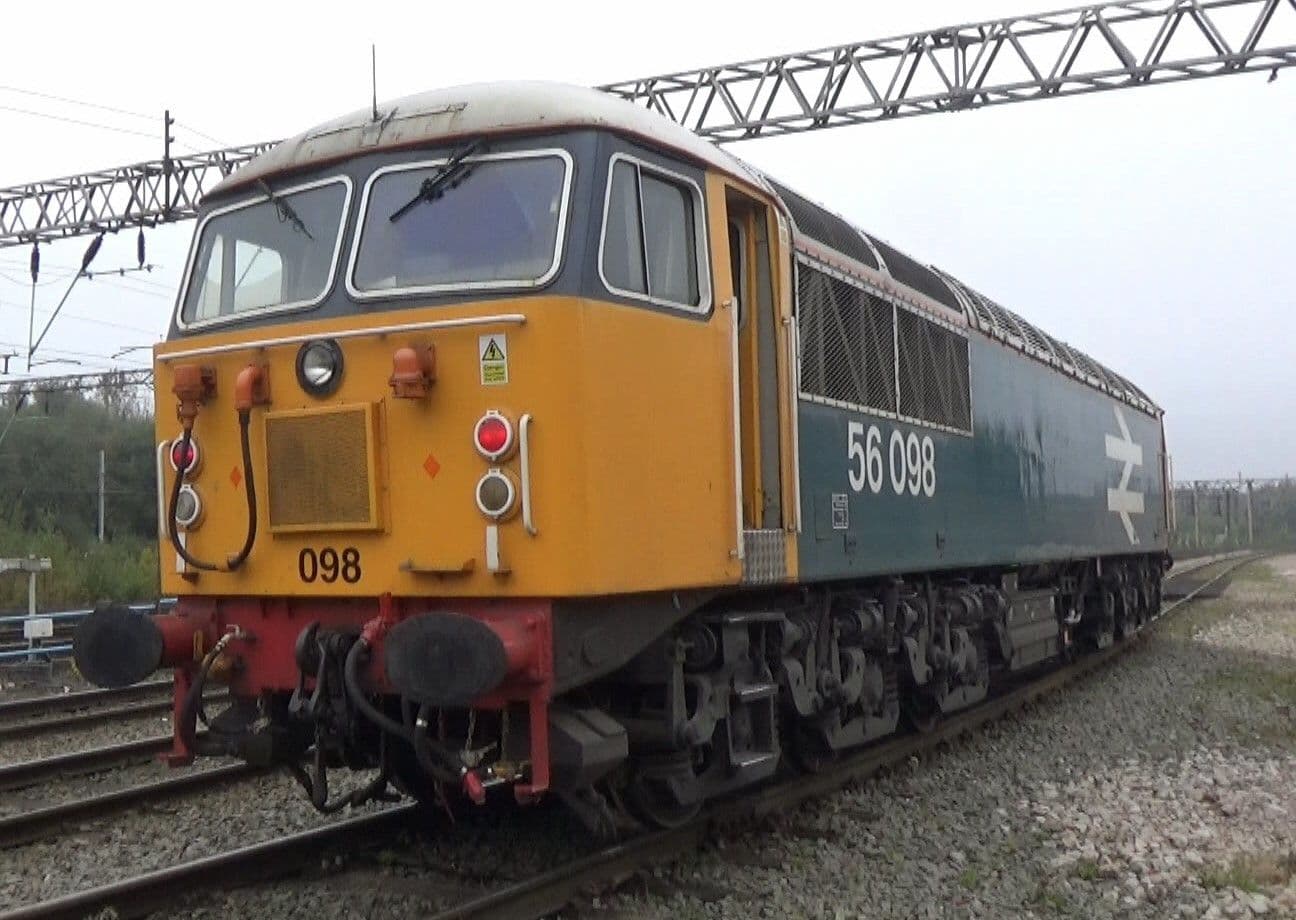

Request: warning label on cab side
left=479, top=334, right=508, bottom=386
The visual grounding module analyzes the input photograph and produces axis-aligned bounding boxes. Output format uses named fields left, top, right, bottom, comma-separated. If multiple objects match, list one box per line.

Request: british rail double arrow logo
left=1105, top=406, right=1145, bottom=545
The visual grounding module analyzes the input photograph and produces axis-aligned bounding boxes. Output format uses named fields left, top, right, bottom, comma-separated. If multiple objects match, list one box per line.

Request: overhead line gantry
left=0, top=0, right=1291, bottom=251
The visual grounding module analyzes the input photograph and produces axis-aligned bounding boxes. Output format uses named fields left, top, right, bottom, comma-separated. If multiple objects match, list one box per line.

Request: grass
left=1161, top=596, right=1235, bottom=640
left=1234, top=561, right=1280, bottom=586
left=1206, top=663, right=1296, bottom=708
left=1030, top=882, right=1072, bottom=914
left=1199, top=853, right=1296, bottom=893
left=1197, top=855, right=1290, bottom=891
left=1075, top=860, right=1100, bottom=881
left=958, top=868, right=979, bottom=890
left=0, top=516, right=158, bottom=612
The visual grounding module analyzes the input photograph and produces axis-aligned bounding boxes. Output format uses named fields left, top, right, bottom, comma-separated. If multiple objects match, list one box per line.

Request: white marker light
left=175, top=484, right=204, bottom=529
left=475, top=469, right=517, bottom=520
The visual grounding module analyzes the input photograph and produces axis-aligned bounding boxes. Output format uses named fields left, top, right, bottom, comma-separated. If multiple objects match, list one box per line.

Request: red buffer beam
left=597, top=0, right=1296, bottom=140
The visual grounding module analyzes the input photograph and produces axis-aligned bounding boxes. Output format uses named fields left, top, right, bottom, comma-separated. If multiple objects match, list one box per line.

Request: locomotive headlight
left=169, top=435, right=201, bottom=477
left=174, top=484, right=204, bottom=529
left=475, top=469, right=517, bottom=520
left=296, top=339, right=344, bottom=397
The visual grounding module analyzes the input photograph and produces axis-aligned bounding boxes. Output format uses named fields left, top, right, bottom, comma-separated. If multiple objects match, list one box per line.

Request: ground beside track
left=587, top=558, right=1296, bottom=920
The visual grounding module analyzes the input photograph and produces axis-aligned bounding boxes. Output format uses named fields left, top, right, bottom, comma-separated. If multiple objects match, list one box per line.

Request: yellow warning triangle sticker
left=481, top=339, right=506, bottom=361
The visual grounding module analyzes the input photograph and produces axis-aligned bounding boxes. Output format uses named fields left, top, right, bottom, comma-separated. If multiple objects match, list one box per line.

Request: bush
left=0, top=514, right=158, bottom=612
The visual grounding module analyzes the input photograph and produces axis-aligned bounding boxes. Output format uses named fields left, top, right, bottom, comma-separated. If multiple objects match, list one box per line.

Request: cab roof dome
left=212, top=81, right=762, bottom=197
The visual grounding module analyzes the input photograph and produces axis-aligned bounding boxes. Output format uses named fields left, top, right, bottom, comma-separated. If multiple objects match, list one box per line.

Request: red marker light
left=171, top=441, right=195, bottom=470
left=473, top=412, right=514, bottom=460
left=169, top=436, right=201, bottom=476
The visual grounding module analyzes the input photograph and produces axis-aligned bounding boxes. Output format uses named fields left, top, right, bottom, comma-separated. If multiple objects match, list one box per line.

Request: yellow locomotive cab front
left=74, top=83, right=789, bottom=817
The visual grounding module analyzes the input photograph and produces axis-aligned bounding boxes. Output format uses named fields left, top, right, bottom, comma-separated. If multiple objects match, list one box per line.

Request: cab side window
left=600, top=157, right=705, bottom=311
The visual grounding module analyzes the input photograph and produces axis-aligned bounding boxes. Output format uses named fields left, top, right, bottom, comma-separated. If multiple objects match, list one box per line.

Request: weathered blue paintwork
left=796, top=332, right=1168, bottom=581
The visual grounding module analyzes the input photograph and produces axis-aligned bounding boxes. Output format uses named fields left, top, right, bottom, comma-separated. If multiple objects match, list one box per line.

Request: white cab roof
left=213, top=81, right=764, bottom=196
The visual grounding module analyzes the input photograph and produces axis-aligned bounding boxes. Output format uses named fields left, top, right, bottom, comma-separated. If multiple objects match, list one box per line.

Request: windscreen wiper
left=388, top=139, right=485, bottom=224
left=257, top=179, right=314, bottom=240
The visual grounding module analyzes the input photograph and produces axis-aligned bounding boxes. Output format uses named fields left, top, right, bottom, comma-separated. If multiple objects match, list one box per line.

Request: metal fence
left=0, top=600, right=171, bottom=663
left=1171, top=477, right=1296, bottom=551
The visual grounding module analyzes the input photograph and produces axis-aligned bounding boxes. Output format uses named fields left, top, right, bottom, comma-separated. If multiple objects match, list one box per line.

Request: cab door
left=724, top=188, right=785, bottom=535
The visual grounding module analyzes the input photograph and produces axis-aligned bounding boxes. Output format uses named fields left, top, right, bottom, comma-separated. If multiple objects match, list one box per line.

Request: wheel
left=902, top=693, right=941, bottom=734
left=788, top=723, right=837, bottom=773
left=623, top=752, right=702, bottom=829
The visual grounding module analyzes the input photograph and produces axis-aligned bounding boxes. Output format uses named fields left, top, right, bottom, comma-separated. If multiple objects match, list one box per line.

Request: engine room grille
left=798, top=258, right=972, bottom=435
left=895, top=308, right=972, bottom=432
left=798, top=264, right=895, bottom=414
left=264, top=405, right=379, bottom=532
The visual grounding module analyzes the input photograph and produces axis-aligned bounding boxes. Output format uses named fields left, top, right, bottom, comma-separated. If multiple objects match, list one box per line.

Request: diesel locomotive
left=74, top=82, right=1170, bottom=830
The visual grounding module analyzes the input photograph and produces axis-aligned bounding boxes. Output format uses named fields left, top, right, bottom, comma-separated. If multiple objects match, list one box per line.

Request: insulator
left=29, top=243, right=39, bottom=284
left=137, top=229, right=146, bottom=269
left=81, top=234, right=104, bottom=272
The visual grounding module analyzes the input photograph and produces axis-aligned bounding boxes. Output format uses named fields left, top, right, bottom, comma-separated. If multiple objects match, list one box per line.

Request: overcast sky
left=0, top=0, right=1292, bottom=480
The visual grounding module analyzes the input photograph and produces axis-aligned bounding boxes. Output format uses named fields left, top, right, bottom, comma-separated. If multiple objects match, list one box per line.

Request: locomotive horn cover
left=73, top=605, right=164, bottom=688
left=383, top=613, right=509, bottom=706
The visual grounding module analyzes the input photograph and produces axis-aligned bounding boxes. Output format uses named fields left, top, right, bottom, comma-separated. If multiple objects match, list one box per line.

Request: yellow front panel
left=155, top=293, right=742, bottom=600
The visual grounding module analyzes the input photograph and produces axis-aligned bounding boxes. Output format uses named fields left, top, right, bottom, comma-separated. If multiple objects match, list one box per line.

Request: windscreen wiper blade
left=388, top=139, right=485, bottom=224
left=257, top=179, right=314, bottom=240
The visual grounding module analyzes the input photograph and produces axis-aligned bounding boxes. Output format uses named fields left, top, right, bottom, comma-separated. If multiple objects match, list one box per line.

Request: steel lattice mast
left=0, top=145, right=273, bottom=250
left=0, top=0, right=1292, bottom=251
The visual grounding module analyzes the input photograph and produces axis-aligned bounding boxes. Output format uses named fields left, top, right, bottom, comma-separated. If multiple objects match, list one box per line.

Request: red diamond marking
left=423, top=454, right=441, bottom=479
left=230, top=466, right=243, bottom=489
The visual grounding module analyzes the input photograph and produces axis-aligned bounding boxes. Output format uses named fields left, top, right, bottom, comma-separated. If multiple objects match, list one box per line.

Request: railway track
left=0, top=681, right=228, bottom=743
left=0, top=680, right=172, bottom=722
left=0, top=762, right=258, bottom=849
left=0, top=554, right=1259, bottom=920
left=0, top=735, right=179, bottom=793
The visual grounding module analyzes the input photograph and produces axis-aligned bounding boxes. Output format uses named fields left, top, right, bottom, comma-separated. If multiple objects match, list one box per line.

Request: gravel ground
left=589, top=556, right=1296, bottom=920
left=0, top=707, right=175, bottom=768
left=4, top=556, right=1291, bottom=919
left=0, top=761, right=407, bottom=911
left=0, top=750, right=235, bottom=820
left=0, top=731, right=601, bottom=916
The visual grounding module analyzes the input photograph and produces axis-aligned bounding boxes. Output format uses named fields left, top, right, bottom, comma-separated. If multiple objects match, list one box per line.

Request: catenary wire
left=0, top=84, right=229, bottom=148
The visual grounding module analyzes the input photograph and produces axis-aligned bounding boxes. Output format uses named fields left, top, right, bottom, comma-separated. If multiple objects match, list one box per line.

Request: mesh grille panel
left=767, top=180, right=880, bottom=270
left=798, top=260, right=971, bottom=433
left=798, top=264, right=895, bottom=413
left=867, top=236, right=963, bottom=312
left=896, top=308, right=972, bottom=431
left=265, top=407, right=374, bottom=530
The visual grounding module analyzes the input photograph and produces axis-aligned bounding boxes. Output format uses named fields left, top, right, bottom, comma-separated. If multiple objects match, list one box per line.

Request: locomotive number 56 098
left=847, top=422, right=936, bottom=498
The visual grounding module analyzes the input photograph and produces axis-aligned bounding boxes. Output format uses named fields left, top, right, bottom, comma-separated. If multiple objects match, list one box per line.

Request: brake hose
left=167, top=409, right=258, bottom=572
left=343, top=638, right=463, bottom=783
left=177, top=630, right=235, bottom=757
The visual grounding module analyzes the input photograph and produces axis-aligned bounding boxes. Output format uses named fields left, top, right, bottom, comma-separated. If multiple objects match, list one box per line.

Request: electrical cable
left=0, top=85, right=231, bottom=149
left=0, top=84, right=155, bottom=123
left=0, top=103, right=158, bottom=140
